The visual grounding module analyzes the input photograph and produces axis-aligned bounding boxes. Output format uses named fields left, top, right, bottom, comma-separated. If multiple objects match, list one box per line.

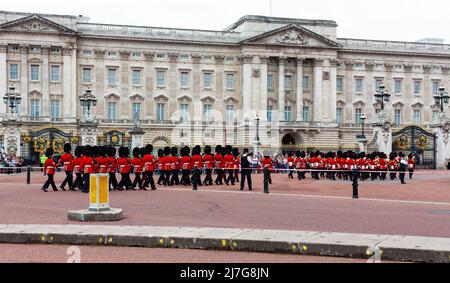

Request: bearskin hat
left=98, top=146, right=105, bottom=157
left=140, top=147, right=146, bottom=157
left=145, top=144, right=153, bottom=155
left=119, top=147, right=128, bottom=158
left=74, top=146, right=83, bottom=158
left=107, top=146, right=116, bottom=158
left=83, top=145, right=92, bottom=157
left=163, top=146, right=171, bottom=156
left=204, top=145, right=211, bottom=155
left=215, top=145, right=223, bottom=154
left=63, top=143, right=71, bottom=153
left=300, top=151, right=306, bottom=158
left=133, top=147, right=141, bottom=158
left=408, top=153, right=413, bottom=159
left=171, top=147, right=178, bottom=156
left=221, top=146, right=228, bottom=156
left=225, top=145, right=233, bottom=155
left=91, top=146, right=99, bottom=157
left=45, top=148, right=54, bottom=158
left=232, top=147, right=239, bottom=157
left=243, top=148, right=249, bottom=154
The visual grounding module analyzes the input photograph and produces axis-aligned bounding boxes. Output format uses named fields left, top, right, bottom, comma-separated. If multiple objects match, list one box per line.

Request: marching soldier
left=142, top=144, right=157, bottom=191
left=261, top=151, right=273, bottom=184
left=170, top=147, right=180, bottom=186
left=191, top=146, right=203, bottom=188
left=224, top=145, right=235, bottom=186
left=214, top=145, right=224, bottom=185
left=58, top=143, right=73, bottom=191
left=408, top=153, right=416, bottom=179
left=233, top=148, right=240, bottom=183
left=203, top=145, right=214, bottom=186
left=240, top=148, right=252, bottom=191
left=131, top=147, right=144, bottom=190
left=287, top=152, right=295, bottom=179
left=156, top=149, right=165, bottom=186
left=117, top=147, right=133, bottom=190
left=107, top=147, right=118, bottom=191
left=71, top=146, right=84, bottom=191
left=389, top=153, right=398, bottom=180
left=180, top=146, right=191, bottom=186
left=163, top=147, right=172, bottom=186
left=42, top=148, right=58, bottom=192
left=96, top=146, right=109, bottom=175
left=79, top=145, right=94, bottom=193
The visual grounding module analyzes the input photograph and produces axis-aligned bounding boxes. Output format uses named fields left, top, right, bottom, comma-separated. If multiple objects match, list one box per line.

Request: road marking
left=162, top=188, right=450, bottom=207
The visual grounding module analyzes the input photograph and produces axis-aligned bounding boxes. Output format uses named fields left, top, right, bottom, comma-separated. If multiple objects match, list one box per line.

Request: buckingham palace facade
left=1, top=10, right=450, bottom=155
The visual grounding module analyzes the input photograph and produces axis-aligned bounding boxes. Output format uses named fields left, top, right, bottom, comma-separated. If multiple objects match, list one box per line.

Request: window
left=355, top=108, right=362, bottom=125
left=303, top=106, right=310, bottom=122
left=226, top=105, right=234, bottom=123
left=284, top=106, right=292, bottom=122
left=355, top=63, right=364, bottom=69
left=180, top=72, right=189, bottom=88
left=50, top=66, right=60, bottom=82
left=83, top=68, right=92, bottom=84
left=132, top=70, right=141, bottom=86
left=180, top=104, right=189, bottom=121
left=375, top=79, right=383, bottom=92
left=157, top=53, right=166, bottom=59
left=302, top=76, right=309, bottom=90
left=50, top=48, right=60, bottom=54
left=157, top=70, right=166, bottom=87
left=336, top=108, right=343, bottom=124
left=355, top=78, right=363, bottom=94
left=156, top=103, right=165, bottom=122
left=30, top=99, right=40, bottom=117
left=107, top=69, right=117, bottom=86
left=336, top=78, right=343, bottom=92
left=107, top=102, right=117, bottom=120
left=203, top=104, right=212, bottom=122
left=432, top=110, right=439, bottom=122
left=267, top=75, right=274, bottom=90
left=50, top=100, right=60, bottom=119
left=180, top=54, right=189, bottom=60
left=132, top=52, right=141, bottom=58
left=9, top=64, right=19, bottom=81
left=83, top=50, right=92, bottom=56
left=30, top=65, right=40, bottom=81
left=284, top=75, right=292, bottom=90
left=30, top=46, right=40, bottom=53
left=203, top=72, right=212, bottom=88
left=132, top=102, right=141, bottom=120
left=267, top=106, right=273, bottom=122
left=107, top=51, right=116, bottom=57
left=414, top=81, right=421, bottom=95
left=395, top=109, right=401, bottom=126
left=226, top=73, right=234, bottom=90
left=432, top=81, right=440, bottom=94
left=414, top=110, right=421, bottom=124
left=203, top=56, right=212, bottom=61
left=394, top=80, right=402, bottom=94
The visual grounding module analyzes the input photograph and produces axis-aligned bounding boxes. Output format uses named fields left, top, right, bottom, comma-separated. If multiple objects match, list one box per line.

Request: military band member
left=287, top=152, right=295, bottom=179
left=96, top=146, right=109, bottom=175
left=170, top=147, right=180, bottom=186
left=142, top=144, right=157, bottom=191
left=261, top=151, right=273, bottom=184
left=163, top=147, right=172, bottom=186
left=42, top=148, right=58, bottom=192
left=191, top=146, right=203, bottom=188
left=156, top=149, right=165, bottom=186
left=389, top=153, right=398, bottom=180
left=58, top=143, right=73, bottom=191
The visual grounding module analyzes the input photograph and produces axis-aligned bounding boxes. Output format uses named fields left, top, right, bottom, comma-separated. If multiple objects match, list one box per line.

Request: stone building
left=0, top=11, right=449, bottom=165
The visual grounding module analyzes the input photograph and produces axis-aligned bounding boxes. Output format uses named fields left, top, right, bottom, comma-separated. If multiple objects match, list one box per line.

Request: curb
left=0, top=225, right=449, bottom=263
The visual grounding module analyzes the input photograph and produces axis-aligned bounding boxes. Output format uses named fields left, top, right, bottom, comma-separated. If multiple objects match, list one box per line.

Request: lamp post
left=254, top=115, right=261, bottom=156
left=79, top=87, right=97, bottom=122
left=434, top=86, right=450, bottom=112
left=374, top=84, right=391, bottom=111
left=360, top=115, right=366, bottom=139
left=3, top=84, right=22, bottom=117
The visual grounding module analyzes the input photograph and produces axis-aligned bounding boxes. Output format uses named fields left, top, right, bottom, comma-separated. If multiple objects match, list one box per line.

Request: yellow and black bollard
left=26, top=166, right=31, bottom=185
left=352, top=168, right=359, bottom=199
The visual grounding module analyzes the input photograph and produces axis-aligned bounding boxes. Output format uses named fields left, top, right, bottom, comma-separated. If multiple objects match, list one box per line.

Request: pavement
left=0, top=170, right=449, bottom=262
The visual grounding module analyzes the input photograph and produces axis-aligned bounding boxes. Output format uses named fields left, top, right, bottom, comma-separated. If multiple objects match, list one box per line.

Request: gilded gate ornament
left=52, top=137, right=65, bottom=154
left=416, top=135, right=428, bottom=148
left=34, top=137, right=49, bottom=153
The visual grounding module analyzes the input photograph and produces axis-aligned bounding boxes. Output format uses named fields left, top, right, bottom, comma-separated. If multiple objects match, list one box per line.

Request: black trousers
left=61, top=171, right=73, bottom=189
left=240, top=170, right=252, bottom=191
left=82, top=173, right=90, bottom=193
left=171, top=170, right=180, bottom=185
left=132, top=173, right=143, bottom=189
left=72, top=173, right=83, bottom=190
left=118, top=173, right=133, bottom=190
left=109, top=172, right=118, bottom=190
left=143, top=171, right=157, bottom=190
left=225, top=169, right=234, bottom=185
left=164, top=170, right=171, bottom=186
left=203, top=169, right=213, bottom=185
left=215, top=169, right=224, bottom=185
left=43, top=174, right=57, bottom=191
left=399, top=171, right=406, bottom=183
left=408, top=169, right=414, bottom=179
left=157, top=171, right=165, bottom=185
left=234, top=169, right=239, bottom=182
left=181, top=169, right=191, bottom=186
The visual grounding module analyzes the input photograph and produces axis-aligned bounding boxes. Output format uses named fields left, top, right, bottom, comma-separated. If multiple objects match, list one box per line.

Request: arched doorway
left=281, top=132, right=300, bottom=153
left=152, top=137, right=170, bottom=154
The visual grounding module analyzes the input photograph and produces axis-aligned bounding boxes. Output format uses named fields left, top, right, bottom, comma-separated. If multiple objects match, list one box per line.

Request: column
left=344, top=61, right=354, bottom=124
left=0, top=44, right=7, bottom=114
left=71, top=47, right=77, bottom=120
left=329, top=59, right=337, bottom=123
left=278, top=57, right=286, bottom=121
left=432, top=121, right=450, bottom=169
left=296, top=57, right=304, bottom=122
left=260, top=56, right=269, bottom=122
left=242, top=55, right=253, bottom=120
left=63, top=47, right=73, bottom=119
left=364, top=62, right=375, bottom=121
left=20, top=45, right=29, bottom=116
left=313, top=59, right=323, bottom=122
left=42, top=46, right=50, bottom=117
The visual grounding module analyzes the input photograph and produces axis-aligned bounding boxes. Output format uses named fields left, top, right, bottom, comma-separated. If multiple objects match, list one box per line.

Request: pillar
left=296, top=57, right=304, bottom=122
left=42, top=46, right=50, bottom=117
left=278, top=57, right=286, bottom=121
left=313, top=59, right=323, bottom=122
left=0, top=44, right=7, bottom=115
left=329, top=59, right=337, bottom=123
left=432, top=118, right=450, bottom=169
left=20, top=45, right=29, bottom=116
left=63, top=47, right=73, bottom=120
left=242, top=55, right=253, bottom=120
left=260, top=56, right=269, bottom=122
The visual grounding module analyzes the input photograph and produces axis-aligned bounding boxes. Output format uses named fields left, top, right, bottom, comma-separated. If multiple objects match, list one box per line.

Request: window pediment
left=200, top=95, right=215, bottom=104
left=411, top=101, right=424, bottom=109
left=130, top=94, right=144, bottom=101
left=223, top=96, right=238, bottom=105
left=352, top=99, right=365, bottom=107
left=104, top=93, right=120, bottom=100
left=0, top=14, right=77, bottom=35
left=177, top=94, right=193, bottom=102
left=154, top=94, right=169, bottom=102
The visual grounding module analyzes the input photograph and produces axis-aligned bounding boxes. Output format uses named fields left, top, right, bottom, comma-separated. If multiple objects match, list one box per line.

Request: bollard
left=192, top=167, right=200, bottom=191
left=89, top=174, right=110, bottom=211
left=263, top=167, right=270, bottom=194
left=352, top=168, right=359, bottom=199
left=26, top=166, right=31, bottom=185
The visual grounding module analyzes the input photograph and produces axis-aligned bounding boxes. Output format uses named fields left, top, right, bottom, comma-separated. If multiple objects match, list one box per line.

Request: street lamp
left=3, top=84, right=22, bottom=115
left=360, top=115, right=366, bottom=139
left=254, top=115, right=261, bottom=156
left=374, top=84, right=391, bottom=111
left=79, top=87, right=97, bottom=121
left=434, top=86, right=450, bottom=112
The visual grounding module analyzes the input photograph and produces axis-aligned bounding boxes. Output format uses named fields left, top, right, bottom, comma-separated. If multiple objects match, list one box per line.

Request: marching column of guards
left=41, top=143, right=417, bottom=192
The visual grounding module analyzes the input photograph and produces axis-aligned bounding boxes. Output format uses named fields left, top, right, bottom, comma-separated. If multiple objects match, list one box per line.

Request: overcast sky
left=2, top=0, right=449, bottom=43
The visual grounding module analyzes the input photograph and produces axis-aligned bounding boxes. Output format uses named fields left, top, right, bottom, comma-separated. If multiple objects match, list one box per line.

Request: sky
left=1, top=0, right=449, bottom=43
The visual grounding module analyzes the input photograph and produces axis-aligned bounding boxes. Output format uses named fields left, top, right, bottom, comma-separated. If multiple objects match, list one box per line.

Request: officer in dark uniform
left=399, top=153, right=408, bottom=185
left=240, top=148, right=252, bottom=191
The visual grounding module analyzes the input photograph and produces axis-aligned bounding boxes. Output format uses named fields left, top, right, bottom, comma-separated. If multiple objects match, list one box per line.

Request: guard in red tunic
left=232, top=148, right=240, bottom=183
left=191, top=146, right=203, bottom=188
left=156, top=149, right=165, bottom=186
left=162, top=147, right=172, bottom=186
left=261, top=151, right=273, bottom=184
left=58, top=143, right=73, bottom=191
left=327, top=152, right=337, bottom=181
left=294, top=150, right=302, bottom=180
left=142, top=144, right=157, bottom=190
left=170, top=147, right=180, bottom=186
left=287, top=152, right=295, bottom=179
left=117, top=147, right=133, bottom=190
left=42, top=148, right=58, bottom=192
left=107, top=147, right=118, bottom=191
left=79, top=145, right=94, bottom=193
left=379, top=153, right=388, bottom=180
left=389, top=153, right=398, bottom=180
left=71, top=146, right=84, bottom=191
left=180, top=146, right=192, bottom=186
left=131, top=147, right=144, bottom=190
left=408, top=153, right=416, bottom=179
left=96, top=146, right=109, bottom=175
left=214, top=145, right=224, bottom=185
left=203, top=145, right=214, bottom=186
left=224, top=145, right=235, bottom=186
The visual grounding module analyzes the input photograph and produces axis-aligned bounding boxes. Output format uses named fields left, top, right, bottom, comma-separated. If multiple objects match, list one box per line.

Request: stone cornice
left=119, top=50, right=131, bottom=58
left=94, top=49, right=106, bottom=58
left=0, top=43, right=7, bottom=53
left=62, top=46, right=73, bottom=56
left=260, top=55, right=270, bottom=64
left=422, top=65, right=432, bottom=73
left=191, top=54, right=202, bottom=63
left=168, top=52, right=179, bottom=62
left=213, top=55, right=225, bottom=64
left=384, top=63, right=393, bottom=72
left=242, top=55, right=254, bottom=64
left=314, top=59, right=324, bottom=67
left=143, top=52, right=155, bottom=60
left=403, top=64, right=413, bottom=73
left=278, top=56, right=288, bottom=64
